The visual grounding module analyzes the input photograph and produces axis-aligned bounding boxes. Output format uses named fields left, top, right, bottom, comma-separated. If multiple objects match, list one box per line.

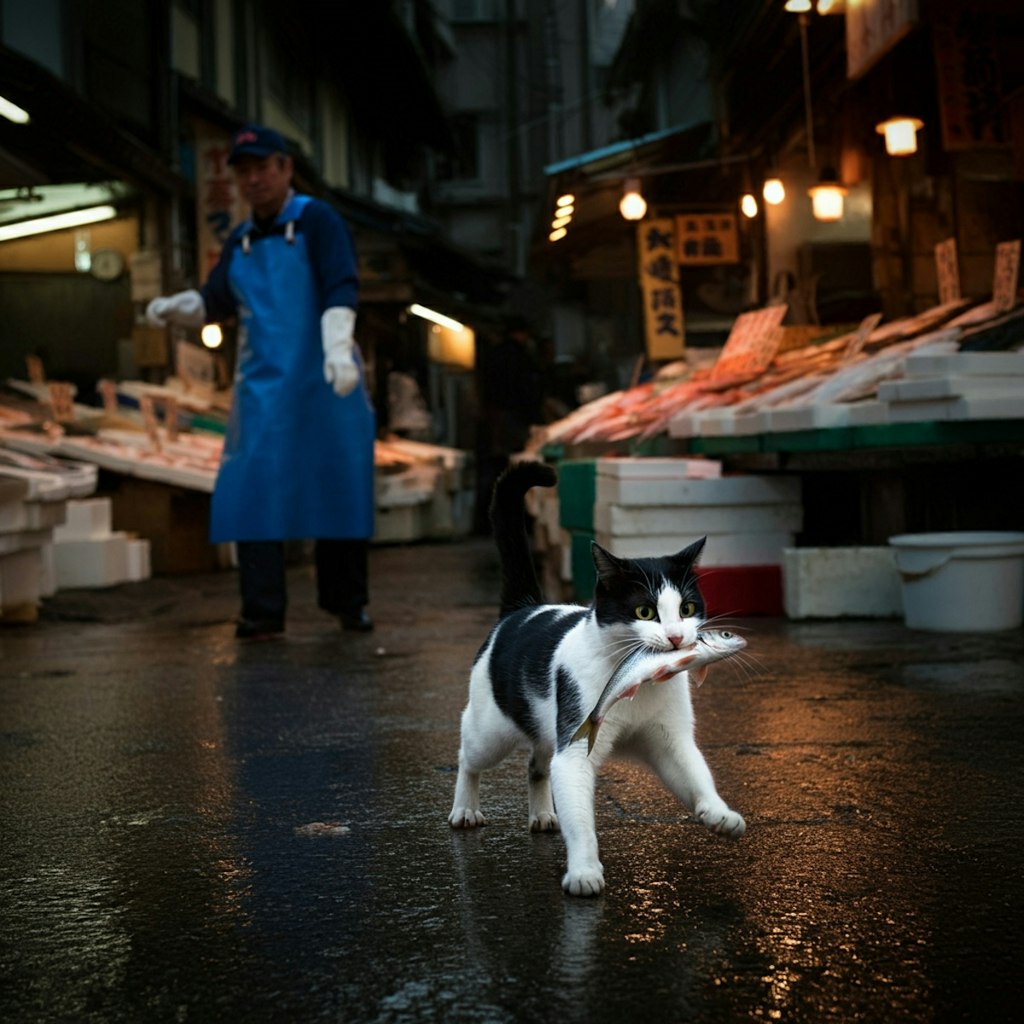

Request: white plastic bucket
left=889, top=531, right=1024, bottom=632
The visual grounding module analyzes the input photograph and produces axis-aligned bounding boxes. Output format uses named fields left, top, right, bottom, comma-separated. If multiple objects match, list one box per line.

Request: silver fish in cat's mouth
left=572, top=629, right=747, bottom=755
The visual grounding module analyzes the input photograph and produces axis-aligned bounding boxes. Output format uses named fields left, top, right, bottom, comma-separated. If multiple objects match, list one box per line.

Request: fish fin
left=690, top=665, right=708, bottom=687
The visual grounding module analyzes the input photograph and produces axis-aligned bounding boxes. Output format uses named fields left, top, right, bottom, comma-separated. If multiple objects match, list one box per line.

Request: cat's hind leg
left=448, top=702, right=517, bottom=829
left=528, top=749, right=559, bottom=832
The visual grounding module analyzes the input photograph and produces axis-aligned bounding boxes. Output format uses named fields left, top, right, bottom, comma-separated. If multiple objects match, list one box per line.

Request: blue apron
left=209, top=195, right=376, bottom=543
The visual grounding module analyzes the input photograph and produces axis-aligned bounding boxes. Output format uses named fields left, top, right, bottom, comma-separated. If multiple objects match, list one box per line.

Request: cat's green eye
left=681, top=601, right=697, bottom=617
left=635, top=605, right=656, bottom=621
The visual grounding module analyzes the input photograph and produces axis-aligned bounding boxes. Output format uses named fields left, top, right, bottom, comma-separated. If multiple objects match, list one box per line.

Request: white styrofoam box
left=595, top=501, right=803, bottom=536
left=885, top=398, right=956, bottom=422
left=950, top=393, right=1024, bottom=420
left=372, top=503, right=426, bottom=544
left=596, top=457, right=722, bottom=481
left=53, top=498, right=113, bottom=541
left=39, top=543, right=57, bottom=597
left=0, top=477, right=31, bottom=533
left=903, top=351, right=1024, bottom=377
left=0, top=529, right=51, bottom=557
left=376, top=461, right=441, bottom=508
left=1, top=547, right=44, bottom=611
left=597, top=530, right=794, bottom=566
left=763, top=404, right=851, bottom=432
left=53, top=533, right=130, bottom=589
left=0, top=498, right=67, bottom=534
left=666, top=412, right=700, bottom=438
left=595, top=474, right=800, bottom=508
left=126, top=538, right=151, bottom=581
left=844, top=400, right=890, bottom=425
left=783, top=547, right=903, bottom=619
left=690, top=409, right=765, bottom=436
left=0, top=466, right=70, bottom=502
left=877, top=376, right=1016, bottom=401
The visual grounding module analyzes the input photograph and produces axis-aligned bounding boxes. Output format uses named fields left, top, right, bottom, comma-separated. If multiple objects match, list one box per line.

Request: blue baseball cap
left=228, top=123, right=287, bottom=164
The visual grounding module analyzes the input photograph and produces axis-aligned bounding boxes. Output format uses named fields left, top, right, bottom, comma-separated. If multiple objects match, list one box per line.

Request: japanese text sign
left=675, top=212, right=738, bottom=266
left=637, top=219, right=685, bottom=361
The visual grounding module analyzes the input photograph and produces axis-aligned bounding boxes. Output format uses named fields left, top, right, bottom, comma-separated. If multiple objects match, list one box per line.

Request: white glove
left=322, top=306, right=359, bottom=397
left=146, top=289, right=206, bottom=328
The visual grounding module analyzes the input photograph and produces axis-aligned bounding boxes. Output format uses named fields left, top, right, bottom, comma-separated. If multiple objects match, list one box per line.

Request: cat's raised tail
left=490, top=460, right=557, bottom=616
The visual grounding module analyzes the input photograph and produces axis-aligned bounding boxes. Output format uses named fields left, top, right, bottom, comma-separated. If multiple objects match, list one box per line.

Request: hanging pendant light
left=763, top=177, right=786, bottom=206
left=808, top=167, right=848, bottom=221
left=619, top=178, right=647, bottom=221
left=876, top=116, right=924, bottom=156
left=740, top=193, right=759, bottom=218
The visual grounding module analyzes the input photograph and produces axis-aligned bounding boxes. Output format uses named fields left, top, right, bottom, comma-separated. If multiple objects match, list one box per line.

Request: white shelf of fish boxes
left=592, top=457, right=801, bottom=615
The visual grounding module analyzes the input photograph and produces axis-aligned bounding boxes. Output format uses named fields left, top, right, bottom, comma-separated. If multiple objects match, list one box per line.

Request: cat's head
left=591, top=538, right=707, bottom=652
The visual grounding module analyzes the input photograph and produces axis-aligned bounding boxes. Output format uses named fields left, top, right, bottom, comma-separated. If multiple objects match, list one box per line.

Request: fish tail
left=490, top=461, right=557, bottom=616
left=571, top=719, right=592, bottom=745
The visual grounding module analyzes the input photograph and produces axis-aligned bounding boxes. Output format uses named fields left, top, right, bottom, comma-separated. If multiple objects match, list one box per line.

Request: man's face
left=233, top=153, right=293, bottom=218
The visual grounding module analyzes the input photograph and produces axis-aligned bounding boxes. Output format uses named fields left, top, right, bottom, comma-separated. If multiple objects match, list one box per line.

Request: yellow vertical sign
left=637, top=218, right=685, bottom=361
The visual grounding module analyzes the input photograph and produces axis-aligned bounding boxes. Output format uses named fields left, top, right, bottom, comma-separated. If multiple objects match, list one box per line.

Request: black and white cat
left=448, top=460, right=746, bottom=896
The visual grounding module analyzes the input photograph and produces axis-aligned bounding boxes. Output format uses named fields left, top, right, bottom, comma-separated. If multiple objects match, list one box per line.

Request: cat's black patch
left=555, top=664, right=585, bottom=750
left=487, top=606, right=586, bottom=739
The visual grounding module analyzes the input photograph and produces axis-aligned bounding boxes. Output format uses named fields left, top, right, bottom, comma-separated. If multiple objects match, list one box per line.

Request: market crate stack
left=591, top=458, right=800, bottom=616
left=52, top=497, right=151, bottom=590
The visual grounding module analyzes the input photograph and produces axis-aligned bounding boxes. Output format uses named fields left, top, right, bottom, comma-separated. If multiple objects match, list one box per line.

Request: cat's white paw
left=695, top=801, right=746, bottom=839
left=562, top=865, right=605, bottom=897
left=449, top=807, right=488, bottom=829
left=530, top=812, right=560, bottom=833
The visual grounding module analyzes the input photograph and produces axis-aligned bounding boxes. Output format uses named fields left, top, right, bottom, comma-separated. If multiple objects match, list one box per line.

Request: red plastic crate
left=697, top=564, right=783, bottom=617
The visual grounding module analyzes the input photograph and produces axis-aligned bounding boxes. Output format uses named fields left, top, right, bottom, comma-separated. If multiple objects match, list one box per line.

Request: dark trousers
left=236, top=539, right=369, bottom=623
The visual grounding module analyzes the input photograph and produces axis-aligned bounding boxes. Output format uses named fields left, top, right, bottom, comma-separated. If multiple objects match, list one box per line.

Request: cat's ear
left=591, top=541, right=626, bottom=583
left=670, top=536, right=706, bottom=565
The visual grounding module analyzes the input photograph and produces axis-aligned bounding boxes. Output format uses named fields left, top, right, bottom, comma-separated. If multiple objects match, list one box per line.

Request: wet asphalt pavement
left=2, top=537, right=1023, bottom=1024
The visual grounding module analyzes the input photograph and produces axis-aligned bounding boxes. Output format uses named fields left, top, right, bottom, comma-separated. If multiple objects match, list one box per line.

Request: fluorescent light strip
left=0, top=205, right=118, bottom=242
left=408, top=303, right=465, bottom=332
left=0, top=94, right=30, bottom=124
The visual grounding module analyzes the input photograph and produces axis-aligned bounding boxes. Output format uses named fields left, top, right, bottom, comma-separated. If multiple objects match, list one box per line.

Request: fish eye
left=720, top=630, right=732, bottom=638
left=681, top=601, right=697, bottom=617
left=635, top=605, right=656, bottom=621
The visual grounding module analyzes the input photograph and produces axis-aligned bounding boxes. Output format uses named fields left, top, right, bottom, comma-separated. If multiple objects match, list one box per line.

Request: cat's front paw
left=695, top=801, right=746, bottom=839
left=449, top=807, right=488, bottom=829
left=562, top=864, right=605, bottom=897
left=530, top=812, right=560, bottom=833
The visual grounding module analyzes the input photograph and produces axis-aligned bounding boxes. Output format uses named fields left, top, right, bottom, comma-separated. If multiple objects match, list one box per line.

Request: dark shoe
left=235, top=618, right=285, bottom=640
left=339, top=609, right=374, bottom=632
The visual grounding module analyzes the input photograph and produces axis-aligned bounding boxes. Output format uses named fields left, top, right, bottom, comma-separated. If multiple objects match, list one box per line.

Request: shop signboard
left=195, top=128, right=245, bottom=282
left=934, top=7, right=1009, bottom=151
left=846, top=0, right=918, bottom=81
left=675, top=212, right=738, bottom=266
left=935, top=238, right=961, bottom=305
left=637, top=218, right=685, bottom=361
left=711, top=306, right=787, bottom=382
left=993, top=240, right=1021, bottom=314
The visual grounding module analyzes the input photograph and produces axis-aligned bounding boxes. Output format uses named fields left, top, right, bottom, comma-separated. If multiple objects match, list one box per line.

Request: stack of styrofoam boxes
left=782, top=546, right=903, bottom=619
left=373, top=459, right=437, bottom=543
left=1, top=476, right=67, bottom=620
left=876, top=350, right=1024, bottom=422
left=592, top=457, right=801, bottom=615
left=385, top=439, right=475, bottom=539
left=52, top=498, right=151, bottom=588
